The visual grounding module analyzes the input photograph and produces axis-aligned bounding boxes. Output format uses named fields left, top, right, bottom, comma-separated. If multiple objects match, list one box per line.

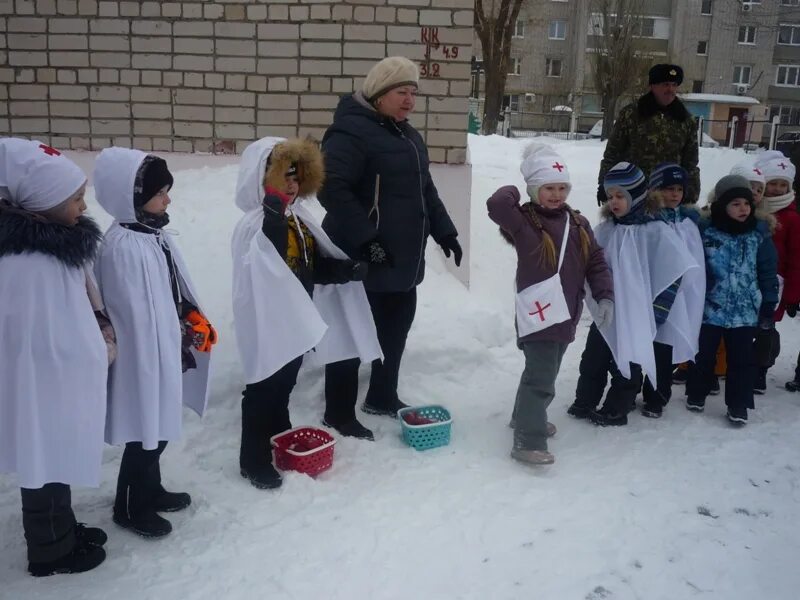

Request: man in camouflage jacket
left=597, top=64, right=700, bottom=205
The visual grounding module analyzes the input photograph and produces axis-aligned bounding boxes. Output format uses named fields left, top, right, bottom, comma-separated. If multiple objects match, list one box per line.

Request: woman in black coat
left=319, top=56, right=461, bottom=420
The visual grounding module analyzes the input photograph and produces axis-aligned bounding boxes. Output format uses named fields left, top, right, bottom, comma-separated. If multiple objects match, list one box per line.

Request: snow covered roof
left=679, top=93, right=760, bottom=106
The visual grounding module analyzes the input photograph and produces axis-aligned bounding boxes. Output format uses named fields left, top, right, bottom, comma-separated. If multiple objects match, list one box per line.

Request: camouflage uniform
left=598, top=93, right=700, bottom=203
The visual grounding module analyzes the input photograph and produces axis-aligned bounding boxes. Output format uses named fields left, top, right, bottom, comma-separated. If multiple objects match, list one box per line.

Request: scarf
left=764, top=191, right=794, bottom=214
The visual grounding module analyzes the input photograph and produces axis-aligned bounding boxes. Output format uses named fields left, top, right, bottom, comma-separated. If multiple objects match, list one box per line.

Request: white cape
left=654, top=217, right=705, bottom=363
left=0, top=253, right=107, bottom=488
left=94, top=147, right=212, bottom=449
left=231, top=137, right=382, bottom=384
left=585, top=219, right=700, bottom=382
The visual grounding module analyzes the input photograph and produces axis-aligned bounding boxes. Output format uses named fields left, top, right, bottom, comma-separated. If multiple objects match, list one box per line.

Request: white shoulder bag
left=515, top=215, right=572, bottom=337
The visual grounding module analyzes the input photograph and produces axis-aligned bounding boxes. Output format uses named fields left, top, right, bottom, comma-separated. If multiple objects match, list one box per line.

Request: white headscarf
left=0, top=138, right=87, bottom=211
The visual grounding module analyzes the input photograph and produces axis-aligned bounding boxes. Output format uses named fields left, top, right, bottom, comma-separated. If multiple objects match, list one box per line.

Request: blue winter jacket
left=698, top=219, right=779, bottom=328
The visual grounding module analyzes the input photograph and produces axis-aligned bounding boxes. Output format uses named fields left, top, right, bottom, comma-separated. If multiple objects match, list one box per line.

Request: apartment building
left=483, top=0, right=800, bottom=132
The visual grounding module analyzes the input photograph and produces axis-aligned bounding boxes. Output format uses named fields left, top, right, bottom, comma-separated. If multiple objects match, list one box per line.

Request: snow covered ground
left=2, top=135, right=800, bottom=599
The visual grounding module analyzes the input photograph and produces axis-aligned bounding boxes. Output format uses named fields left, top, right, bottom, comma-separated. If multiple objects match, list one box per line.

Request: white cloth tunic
left=93, top=147, right=211, bottom=450
left=0, top=252, right=108, bottom=488
left=585, top=219, right=700, bottom=382
left=231, top=137, right=382, bottom=384
left=654, top=215, right=706, bottom=363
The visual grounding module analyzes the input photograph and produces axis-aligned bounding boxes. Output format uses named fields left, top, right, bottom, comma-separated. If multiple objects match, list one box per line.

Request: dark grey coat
left=318, top=92, right=457, bottom=293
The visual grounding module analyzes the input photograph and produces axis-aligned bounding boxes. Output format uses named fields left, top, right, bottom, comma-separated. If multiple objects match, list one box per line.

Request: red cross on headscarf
left=38, top=144, right=61, bottom=156
left=552, top=162, right=565, bottom=172
left=778, top=162, right=788, bottom=170
left=753, top=168, right=762, bottom=176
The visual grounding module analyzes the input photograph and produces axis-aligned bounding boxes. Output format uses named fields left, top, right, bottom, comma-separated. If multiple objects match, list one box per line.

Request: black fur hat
left=134, top=156, right=174, bottom=208
left=649, top=64, right=683, bottom=86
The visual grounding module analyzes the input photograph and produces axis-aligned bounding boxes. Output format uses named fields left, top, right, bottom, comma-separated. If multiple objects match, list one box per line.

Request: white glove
left=595, top=299, right=614, bottom=329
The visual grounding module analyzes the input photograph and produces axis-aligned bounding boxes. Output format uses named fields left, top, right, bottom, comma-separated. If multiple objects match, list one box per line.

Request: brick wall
left=0, top=0, right=473, bottom=164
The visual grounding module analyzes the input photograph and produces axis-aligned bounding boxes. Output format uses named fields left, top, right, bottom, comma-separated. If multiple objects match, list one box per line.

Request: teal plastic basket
left=397, top=405, right=452, bottom=451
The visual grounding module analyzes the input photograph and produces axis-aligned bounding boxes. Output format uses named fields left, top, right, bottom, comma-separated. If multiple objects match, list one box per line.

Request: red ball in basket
left=270, top=427, right=336, bottom=477
left=402, top=411, right=435, bottom=426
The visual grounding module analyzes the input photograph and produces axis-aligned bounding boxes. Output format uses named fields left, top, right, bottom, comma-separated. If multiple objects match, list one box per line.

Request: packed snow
left=1, top=135, right=799, bottom=599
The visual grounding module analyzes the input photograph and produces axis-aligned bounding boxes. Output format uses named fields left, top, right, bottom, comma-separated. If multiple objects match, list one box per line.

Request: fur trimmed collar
left=637, top=92, right=691, bottom=122
left=0, top=209, right=102, bottom=268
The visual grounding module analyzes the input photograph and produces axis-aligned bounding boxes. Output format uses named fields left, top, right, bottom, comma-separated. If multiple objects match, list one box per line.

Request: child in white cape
left=231, top=137, right=381, bottom=490
left=94, top=148, right=216, bottom=539
left=570, top=162, right=700, bottom=426
left=0, top=139, right=109, bottom=576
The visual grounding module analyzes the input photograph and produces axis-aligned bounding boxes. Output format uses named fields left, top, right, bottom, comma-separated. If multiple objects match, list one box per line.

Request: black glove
left=597, top=183, right=607, bottom=206
left=439, top=235, right=462, bottom=267
left=332, top=259, right=368, bottom=282
left=758, top=314, right=775, bottom=330
left=360, top=239, right=394, bottom=267
left=786, top=303, right=799, bottom=318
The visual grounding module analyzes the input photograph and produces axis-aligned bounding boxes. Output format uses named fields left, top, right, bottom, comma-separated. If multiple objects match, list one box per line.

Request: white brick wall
left=1, top=0, right=472, bottom=162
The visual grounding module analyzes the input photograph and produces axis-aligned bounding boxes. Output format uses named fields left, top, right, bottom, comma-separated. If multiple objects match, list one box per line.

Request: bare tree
left=475, top=0, right=525, bottom=135
left=589, top=0, right=652, bottom=139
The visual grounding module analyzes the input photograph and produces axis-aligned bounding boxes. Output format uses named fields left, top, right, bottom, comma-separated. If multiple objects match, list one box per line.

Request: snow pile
left=1, top=136, right=799, bottom=599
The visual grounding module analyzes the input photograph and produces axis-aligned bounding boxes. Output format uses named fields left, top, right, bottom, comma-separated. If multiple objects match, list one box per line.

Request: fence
left=695, top=116, right=787, bottom=151
left=509, top=130, right=592, bottom=141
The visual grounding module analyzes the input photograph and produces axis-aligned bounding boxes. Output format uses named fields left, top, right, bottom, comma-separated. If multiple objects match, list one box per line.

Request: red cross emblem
left=39, top=144, right=61, bottom=156
left=528, top=301, right=551, bottom=322
left=753, top=168, right=762, bottom=175
left=552, top=162, right=565, bottom=172
left=778, top=162, right=788, bottom=170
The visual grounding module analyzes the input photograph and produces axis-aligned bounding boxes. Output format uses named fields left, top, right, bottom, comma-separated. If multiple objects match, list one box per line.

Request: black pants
left=20, top=483, right=76, bottom=563
left=240, top=356, right=303, bottom=471
left=795, top=351, right=800, bottom=382
left=325, top=288, right=418, bottom=411
left=574, top=324, right=643, bottom=415
left=642, top=342, right=674, bottom=409
left=114, top=441, right=168, bottom=520
left=686, top=324, right=756, bottom=412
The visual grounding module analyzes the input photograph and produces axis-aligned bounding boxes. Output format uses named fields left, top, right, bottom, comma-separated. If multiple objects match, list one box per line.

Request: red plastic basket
left=270, top=427, right=336, bottom=477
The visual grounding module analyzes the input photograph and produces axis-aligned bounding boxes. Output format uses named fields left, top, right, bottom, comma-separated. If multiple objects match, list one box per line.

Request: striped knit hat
left=649, top=162, right=688, bottom=191
left=603, top=162, right=648, bottom=210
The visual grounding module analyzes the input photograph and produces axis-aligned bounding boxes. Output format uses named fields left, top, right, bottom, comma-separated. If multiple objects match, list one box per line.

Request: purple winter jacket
left=487, top=185, right=613, bottom=344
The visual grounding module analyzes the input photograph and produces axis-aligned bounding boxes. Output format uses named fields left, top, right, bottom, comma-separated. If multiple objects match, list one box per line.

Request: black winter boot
left=152, top=488, right=192, bottom=513
left=28, top=540, right=106, bottom=577
left=113, top=511, right=172, bottom=538
left=75, top=523, right=107, bottom=547
left=567, top=403, right=593, bottom=419
left=361, top=398, right=409, bottom=418
left=322, top=417, right=374, bottom=441
left=240, top=465, right=282, bottom=490
left=786, top=379, right=800, bottom=392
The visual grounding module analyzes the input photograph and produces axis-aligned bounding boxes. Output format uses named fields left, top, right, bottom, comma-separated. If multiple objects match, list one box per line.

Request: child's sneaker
left=708, top=377, right=721, bottom=396
left=686, top=397, right=705, bottom=412
left=672, top=366, right=688, bottom=384
left=641, top=402, right=663, bottom=419
left=567, top=403, right=593, bottom=419
left=590, top=409, right=628, bottom=426
left=726, top=409, right=747, bottom=426
left=786, top=379, right=800, bottom=392
left=511, top=447, right=555, bottom=465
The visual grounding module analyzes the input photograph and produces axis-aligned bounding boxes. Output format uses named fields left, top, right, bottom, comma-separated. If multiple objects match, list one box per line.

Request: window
left=776, top=64, right=800, bottom=87
left=514, top=18, right=525, bottom=38
left=692, top=80, right=704, bottom=93
left=504, top=94, right=521, bottom=111
left=509, top=57, right=521, bottom=76
left=738, top=26, right=756, bottom=44
left=545, top=58, right=562, bottom=77
left=549, top=20, right=567, bottom=40
left=697, top=41, right=708, bottom=54
left=637, top=18, right=655, bottom=38
left=778, top=24, right=800, bottom=46
left=771, top=105, right=800, bottom=125
left=701, top=0, right=712, bottom=15
left=733, top=65, right=752, bottom=84
left=781, top=0, right=799, bottom=5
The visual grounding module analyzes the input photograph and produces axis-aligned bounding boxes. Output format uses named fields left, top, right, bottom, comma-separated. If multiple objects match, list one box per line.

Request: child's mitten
left=595, top=299, right=614, bottom=328
left=183, top=310, right=218, bottom=353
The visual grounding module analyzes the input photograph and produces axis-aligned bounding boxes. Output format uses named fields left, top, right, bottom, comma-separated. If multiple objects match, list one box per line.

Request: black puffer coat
left=318, top=92, right=457, bottom=292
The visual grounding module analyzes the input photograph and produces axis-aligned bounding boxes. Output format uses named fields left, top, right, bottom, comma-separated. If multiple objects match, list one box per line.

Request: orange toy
left=184, top=310, right=218, bottom=353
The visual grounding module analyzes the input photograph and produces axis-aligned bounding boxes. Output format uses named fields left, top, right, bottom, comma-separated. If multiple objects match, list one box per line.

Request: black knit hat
left=649, top=64, right=683, bottom=86
left=710, top=174, right=756, bottom=230
left=134, top=155, right=174, bottom=208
